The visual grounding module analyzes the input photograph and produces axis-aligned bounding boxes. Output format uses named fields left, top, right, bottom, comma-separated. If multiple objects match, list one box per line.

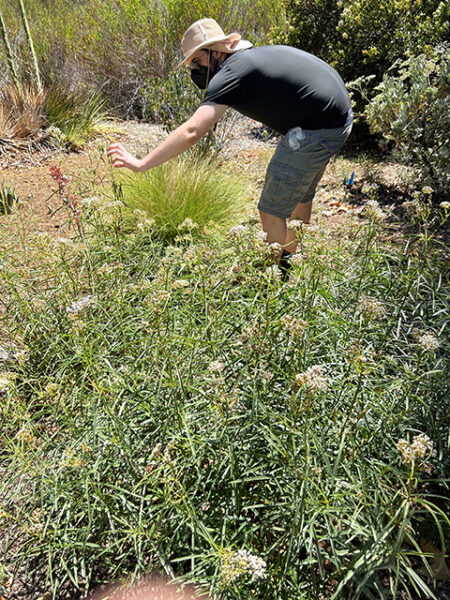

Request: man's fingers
left=107, top=148, right=123, bottom=157
left=107, top=143, right=125, bottom=157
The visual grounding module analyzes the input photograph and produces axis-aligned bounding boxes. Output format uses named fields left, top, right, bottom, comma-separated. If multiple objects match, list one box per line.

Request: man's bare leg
left=259, top=210, right=286, bottom=261
left=284, top=200, right=312, bottom=253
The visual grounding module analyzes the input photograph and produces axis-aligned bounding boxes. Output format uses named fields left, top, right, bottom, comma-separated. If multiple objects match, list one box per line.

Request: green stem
left=17, top=0, right=43, bottom=93
left=0, top=8, right=20, bottom=90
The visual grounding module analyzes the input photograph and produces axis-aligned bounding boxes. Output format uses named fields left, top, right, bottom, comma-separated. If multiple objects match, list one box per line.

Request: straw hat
left=178, top=18, right=252, bottom=68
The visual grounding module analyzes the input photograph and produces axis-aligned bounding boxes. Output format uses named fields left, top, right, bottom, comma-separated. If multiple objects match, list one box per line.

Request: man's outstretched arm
left=107, top=103, right=228, bottom=172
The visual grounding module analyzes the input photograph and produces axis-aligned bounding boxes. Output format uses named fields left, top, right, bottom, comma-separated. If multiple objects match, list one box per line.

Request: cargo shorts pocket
left=259, top=160, right=314, bottom=218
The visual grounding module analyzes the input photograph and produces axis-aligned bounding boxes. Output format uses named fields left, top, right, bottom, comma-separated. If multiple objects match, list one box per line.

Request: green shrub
left=43, top=85, right=114, bottom=149
left=334, top=0, right=448, bottom=83
left=270, top=0, right=341, bottom=65
left=117, top=155, right=250, bottom=240
left=364, top=46, right=450, bottom=196
left=273, top=0, right=449, bottom=86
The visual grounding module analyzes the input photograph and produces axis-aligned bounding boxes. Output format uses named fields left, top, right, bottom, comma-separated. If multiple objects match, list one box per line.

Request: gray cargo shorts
left=258, top=110, right=353, bottom=219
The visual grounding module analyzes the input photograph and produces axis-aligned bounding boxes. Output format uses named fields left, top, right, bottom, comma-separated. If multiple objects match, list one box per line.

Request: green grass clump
left=118, top=155, right=250, bottom=240
left=0, top=191, right=449, bottom=599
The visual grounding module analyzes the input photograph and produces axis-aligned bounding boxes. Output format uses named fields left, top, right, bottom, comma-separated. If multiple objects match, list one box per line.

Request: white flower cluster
left=281, top=315, right=308, bottom=338
left=264, top=265, right=281, bottom=281
left=208, top=360, right=225, bottom=373
left=364, top=199, right=387, bottom=222
left=289, top=253, right=303, bottom=267
left=421, top=186, right=434, bottom=195
left=267, top=242, right=283, bottom=258
left=220, top=548, right=267, bottom=585
left=264, top=265, right=282, bottom=280
left=414, top=330, right=439, bottom=353
left=287, top=219, right=303, bottom=232
left=256, top=230, right=268, bottom=242
left=183, top=244, right=214, bottom=267
left=0, top=374, right=11, bottom=393
left=295, top=365, right=327, bottom=394
left=358, top=296, right=385, bottom=321
left=67, top=295, right=93, bottom=315
left=80, top=196, right=101, bottom=208
left=229, top=224, right=248, bottom=238
left=396, top=433, right=435, bottom=468
left=402, top=198, right=420, bottom=213
left=178, top=218, right=199, bottom=232
left=137, top=218, right=155, bottom=232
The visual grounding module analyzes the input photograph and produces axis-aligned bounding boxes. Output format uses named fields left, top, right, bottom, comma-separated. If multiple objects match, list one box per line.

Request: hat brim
left=177, top=33, right=245, bottom=68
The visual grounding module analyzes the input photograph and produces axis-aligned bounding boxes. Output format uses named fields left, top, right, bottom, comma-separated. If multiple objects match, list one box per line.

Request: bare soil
left=0, top=117, right=376, bottom=247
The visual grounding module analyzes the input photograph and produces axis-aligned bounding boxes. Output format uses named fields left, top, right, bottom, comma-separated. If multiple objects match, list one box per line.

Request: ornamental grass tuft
left=117, top=155, right=250, bottom=241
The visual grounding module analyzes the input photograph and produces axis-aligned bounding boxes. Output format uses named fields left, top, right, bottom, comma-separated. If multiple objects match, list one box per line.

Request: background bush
left=0, top=0, right=285, bottom=118
left=273, top=0, right=449, bottom=85
left=364, top=46, right=450, bottom=196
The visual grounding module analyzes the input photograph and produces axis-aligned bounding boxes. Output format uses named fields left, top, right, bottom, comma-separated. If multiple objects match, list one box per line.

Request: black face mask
left=190, top=65, right=210, bottom=90
left=189, top=54, right=220, bottom=90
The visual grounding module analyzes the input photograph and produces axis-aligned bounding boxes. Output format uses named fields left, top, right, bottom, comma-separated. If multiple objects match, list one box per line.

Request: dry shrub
left=0, top=102, right=15, bottom=139
left=0, top=83, right=45, bottom=139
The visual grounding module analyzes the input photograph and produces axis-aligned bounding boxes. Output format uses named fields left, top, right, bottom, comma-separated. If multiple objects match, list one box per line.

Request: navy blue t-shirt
left=201, top=45, right=351, bottom=134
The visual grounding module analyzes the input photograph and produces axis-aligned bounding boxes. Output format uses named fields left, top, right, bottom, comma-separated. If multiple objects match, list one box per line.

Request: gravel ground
left=115, top=112, right=279, bottom=159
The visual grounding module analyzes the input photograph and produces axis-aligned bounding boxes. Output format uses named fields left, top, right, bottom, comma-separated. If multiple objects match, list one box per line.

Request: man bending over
left=108, top=18, right=352, bottom=264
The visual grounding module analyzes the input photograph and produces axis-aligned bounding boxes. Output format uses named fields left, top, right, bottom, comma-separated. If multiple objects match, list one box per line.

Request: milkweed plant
left=0, top=162, right=448, bottom=600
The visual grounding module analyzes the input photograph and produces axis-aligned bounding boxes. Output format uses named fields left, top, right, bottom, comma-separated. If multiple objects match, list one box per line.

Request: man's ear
left=211, top=50, right=228, bottom=63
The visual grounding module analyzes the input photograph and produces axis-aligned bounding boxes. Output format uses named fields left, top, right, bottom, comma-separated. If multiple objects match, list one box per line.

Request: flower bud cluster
left=412, top=329, right=439, bottom=353
left=220, top=548, right=267, bottom=585
left=281, top=315, right=307, bottom=338
left=67, top=295, right=93, bottom=315
left=295, top=365, right=327, bottom=394
left=364, top=199, right=386, bottom=222
left=358, top=296, right=385, bottom=321
left=396, top=433, right=435, bottom=471
left=287, top=219, right=303, bottom=232
left=229, top=225, right=248, bottom=238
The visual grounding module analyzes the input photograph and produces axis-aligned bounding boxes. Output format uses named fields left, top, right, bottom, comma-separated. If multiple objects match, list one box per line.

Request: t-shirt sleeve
left=200, top=64, right=242, bottom=107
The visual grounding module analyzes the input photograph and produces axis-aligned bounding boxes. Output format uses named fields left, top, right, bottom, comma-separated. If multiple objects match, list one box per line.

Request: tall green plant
left=0, top=7, right=19, bottom=90
left=118, top=154, right=249, bottom=240
left=17, top=0, right=42, bottom=93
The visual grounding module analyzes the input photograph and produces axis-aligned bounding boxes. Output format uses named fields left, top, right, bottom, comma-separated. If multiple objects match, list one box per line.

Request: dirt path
left=0, top=117, right=410, bottom=260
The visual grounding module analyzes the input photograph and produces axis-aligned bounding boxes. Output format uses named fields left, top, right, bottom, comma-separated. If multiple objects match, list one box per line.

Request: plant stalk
left=0, top=8, right=20, bottom=90
left=17, top=0, right=43, bottom=93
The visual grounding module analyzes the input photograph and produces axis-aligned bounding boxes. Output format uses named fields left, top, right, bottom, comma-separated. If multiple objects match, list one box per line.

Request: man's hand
left=107, top=142, right=143, bottom=172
